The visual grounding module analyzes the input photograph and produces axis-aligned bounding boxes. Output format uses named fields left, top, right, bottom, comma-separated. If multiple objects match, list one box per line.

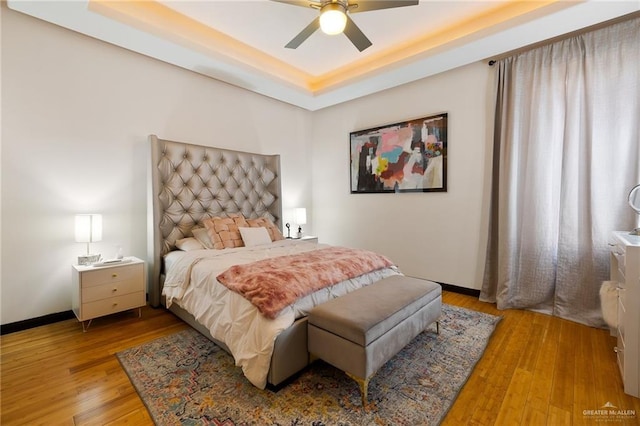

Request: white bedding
left=162, top=239, right=400, bottom=389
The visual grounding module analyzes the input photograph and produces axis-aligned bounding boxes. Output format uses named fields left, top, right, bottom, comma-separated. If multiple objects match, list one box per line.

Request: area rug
left=117, top=304, right=500, bottom=425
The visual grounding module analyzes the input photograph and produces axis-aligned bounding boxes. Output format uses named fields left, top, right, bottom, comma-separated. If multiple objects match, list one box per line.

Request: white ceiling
left=7, top=0, right=640, bottom=110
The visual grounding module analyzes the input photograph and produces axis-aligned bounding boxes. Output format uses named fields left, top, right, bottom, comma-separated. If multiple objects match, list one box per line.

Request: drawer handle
left=112, top=288, right=118, bottom=292
left=112, top=273, right=118, bottom=278
left=112, top=303, right=118, bottom=307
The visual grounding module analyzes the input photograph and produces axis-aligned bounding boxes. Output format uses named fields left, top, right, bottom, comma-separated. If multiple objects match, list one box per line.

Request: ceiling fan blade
left=343, top=15, right=372, bottom=52
left=285, top=17, right=321, bottom=49
left=270, top=0, right=321, bottom=9
left=349, top=0, right=419, bottom=14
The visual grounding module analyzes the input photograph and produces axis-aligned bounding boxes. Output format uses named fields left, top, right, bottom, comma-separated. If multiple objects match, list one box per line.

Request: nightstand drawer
left=82, top=291, right=145, bottom=320
left=81, top=263, right=143, bottom=287
left=617, top=345, right=625, bottom=379
left=613, top=249, right=626, bottom=278
left=82, top=278, right=143, bottom=303
left=618, top=292, right=626, bottom=344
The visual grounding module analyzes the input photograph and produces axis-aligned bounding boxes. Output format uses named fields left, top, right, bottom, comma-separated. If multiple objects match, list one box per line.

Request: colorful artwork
left=350, top=113, right=447, bottom=193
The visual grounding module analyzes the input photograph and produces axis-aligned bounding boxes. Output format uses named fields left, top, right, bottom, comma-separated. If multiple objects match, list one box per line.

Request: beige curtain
left=481, top=17, right=640, bottom=327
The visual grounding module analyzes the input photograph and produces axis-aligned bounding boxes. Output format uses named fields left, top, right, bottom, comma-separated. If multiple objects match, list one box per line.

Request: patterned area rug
left=117, top=304, right=500, bottom=425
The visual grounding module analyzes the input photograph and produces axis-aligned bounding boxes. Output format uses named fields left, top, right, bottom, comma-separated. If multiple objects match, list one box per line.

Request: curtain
left=481, top=17, right=640, bottom=327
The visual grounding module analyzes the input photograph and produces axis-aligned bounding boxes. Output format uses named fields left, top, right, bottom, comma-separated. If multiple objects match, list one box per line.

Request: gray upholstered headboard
left=147, top=135, right=282, bottom=306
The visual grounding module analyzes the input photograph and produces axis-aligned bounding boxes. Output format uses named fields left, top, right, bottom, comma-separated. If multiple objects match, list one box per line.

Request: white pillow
left=239, top=227, right=272, bottom=247
left=192, top=227, right=215, bottom=249
left=175, top=237, right=204, bottom=251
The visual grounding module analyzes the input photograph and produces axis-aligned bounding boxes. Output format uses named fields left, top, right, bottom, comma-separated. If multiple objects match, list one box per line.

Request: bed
left=147, top=135, right=400, bottom=388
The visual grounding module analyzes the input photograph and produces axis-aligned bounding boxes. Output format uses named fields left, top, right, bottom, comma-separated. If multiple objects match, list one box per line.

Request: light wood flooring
left=1, top=292, right=639, bottom=425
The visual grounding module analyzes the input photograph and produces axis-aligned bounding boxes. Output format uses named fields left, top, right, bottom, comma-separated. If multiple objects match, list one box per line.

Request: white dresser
left=72, top=257, right=146, bottom=331
left=610, top=231, right=640, bottom=397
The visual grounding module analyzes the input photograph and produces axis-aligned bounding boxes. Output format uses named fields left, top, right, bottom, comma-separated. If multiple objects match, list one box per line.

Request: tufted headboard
left=147, top=135, right=282, bottom=307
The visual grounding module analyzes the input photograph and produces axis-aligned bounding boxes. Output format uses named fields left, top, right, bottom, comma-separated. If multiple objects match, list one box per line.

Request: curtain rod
left=487, top=10, right=639, bottom=65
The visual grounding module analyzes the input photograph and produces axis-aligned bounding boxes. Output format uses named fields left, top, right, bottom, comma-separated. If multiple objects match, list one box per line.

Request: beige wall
left=312, top=62, right=495, bottom=289
left=1, top=5, right=495, bottom=324
left=1, top=7, right=312, bottom=324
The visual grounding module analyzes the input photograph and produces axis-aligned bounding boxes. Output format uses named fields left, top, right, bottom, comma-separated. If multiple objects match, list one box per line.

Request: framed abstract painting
left=350, top=113, right=447, bottom=193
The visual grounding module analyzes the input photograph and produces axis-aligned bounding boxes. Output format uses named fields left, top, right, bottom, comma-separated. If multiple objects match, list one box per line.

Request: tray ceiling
left=7, top=0, right=640, bottom=110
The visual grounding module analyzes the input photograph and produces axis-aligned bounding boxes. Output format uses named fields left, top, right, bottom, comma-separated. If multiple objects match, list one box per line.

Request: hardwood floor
left=1, top=292, right=638, bottom=425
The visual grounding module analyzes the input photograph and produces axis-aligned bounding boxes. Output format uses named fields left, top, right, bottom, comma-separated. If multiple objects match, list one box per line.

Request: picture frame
left=350, top=113, right=447, bottom=193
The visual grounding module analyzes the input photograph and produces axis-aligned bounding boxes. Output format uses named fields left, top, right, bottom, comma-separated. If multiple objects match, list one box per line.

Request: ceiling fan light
left=320, top=4, right=347, bottom=35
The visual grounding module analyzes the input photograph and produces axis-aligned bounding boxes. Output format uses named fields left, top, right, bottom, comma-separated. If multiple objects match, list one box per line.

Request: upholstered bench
left=307, top=275, right=442, bottom=406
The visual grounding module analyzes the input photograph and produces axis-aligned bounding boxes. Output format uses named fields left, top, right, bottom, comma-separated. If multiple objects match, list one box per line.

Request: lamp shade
left=294, top=208, right=307, bottom=225
left=319, top=3, right=347, bottom=35
left=75, top=214, right=102, bottom=243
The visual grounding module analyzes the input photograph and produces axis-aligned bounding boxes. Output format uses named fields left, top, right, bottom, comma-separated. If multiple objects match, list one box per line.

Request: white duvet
left=162, top=239, right=400, bottom=389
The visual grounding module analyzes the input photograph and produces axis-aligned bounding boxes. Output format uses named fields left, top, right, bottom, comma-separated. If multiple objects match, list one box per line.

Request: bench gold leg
left=436, top=320, right=440, bottom=335
left=346, top=372, right=370, bottom=408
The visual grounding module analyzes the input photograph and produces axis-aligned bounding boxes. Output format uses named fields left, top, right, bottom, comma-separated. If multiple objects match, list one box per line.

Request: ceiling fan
left=272, top=0, right=419, bottom=52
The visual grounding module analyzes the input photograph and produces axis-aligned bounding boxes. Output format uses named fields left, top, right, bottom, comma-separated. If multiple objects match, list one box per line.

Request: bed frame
left=148, top=134, right=310, bottom=386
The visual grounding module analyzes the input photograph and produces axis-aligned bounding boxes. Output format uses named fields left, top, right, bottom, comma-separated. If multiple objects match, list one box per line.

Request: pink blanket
left=216, top=246, right=394, bottom=319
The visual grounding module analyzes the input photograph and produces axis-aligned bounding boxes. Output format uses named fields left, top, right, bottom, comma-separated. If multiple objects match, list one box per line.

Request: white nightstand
left=71, top=257, right=146, bottom=331
left=299, top=236, right=318, bottom=243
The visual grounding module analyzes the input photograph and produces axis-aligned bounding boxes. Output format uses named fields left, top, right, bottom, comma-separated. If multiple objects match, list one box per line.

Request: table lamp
left=75, top=214, right=102, bottom=265
left=295, top=207, right=307, bottom=238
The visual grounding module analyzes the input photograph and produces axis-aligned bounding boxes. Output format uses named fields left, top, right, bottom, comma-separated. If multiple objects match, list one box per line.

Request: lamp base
left=78, top=254, right=102, bottom=266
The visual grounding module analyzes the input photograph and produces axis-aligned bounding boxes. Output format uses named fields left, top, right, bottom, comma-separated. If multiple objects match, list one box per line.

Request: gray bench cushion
left=308, top=275, right=441, bottom=346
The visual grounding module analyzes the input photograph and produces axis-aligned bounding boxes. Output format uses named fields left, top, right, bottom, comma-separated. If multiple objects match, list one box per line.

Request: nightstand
left=300, top=236, right=318, bottom=243
left=71, top=257, right=146, bottom=331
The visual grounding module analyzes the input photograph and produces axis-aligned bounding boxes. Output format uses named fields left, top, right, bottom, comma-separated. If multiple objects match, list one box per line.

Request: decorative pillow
left=192, top=227, right=215, bottom=249
left=175, top=237, right=204, bottom=251
left=239, top=227, right=272, bottom=247
left=203, top=214, right=249, bottom=249
left=246, top=217, right=285, bottom=241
